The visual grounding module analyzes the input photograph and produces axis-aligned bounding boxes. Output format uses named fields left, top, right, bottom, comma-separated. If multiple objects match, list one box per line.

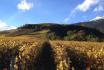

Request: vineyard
left=0, top=37, right=104, bottom=70
left=51, top=41, right=104, bottom=70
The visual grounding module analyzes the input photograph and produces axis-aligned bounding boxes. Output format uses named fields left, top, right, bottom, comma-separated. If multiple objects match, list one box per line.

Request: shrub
left=47, top=32, right=58, bottom=40
left=86, top=34, right=98, bottom=41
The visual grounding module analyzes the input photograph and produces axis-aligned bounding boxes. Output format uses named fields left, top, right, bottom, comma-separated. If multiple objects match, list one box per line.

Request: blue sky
left=0, top=0, right=104, bottom=30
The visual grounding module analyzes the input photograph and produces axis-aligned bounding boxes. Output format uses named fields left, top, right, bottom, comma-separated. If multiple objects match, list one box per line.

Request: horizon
left=0, top=0, right=104, bottom=30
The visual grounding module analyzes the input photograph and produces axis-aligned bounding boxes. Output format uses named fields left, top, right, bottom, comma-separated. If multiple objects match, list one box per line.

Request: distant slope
left=77, top=17, right=104, bottom=33
left=0, top=23, right=104, bottom=41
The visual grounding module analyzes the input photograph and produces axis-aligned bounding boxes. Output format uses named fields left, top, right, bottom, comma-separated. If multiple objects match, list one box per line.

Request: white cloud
left=94, top=5, right=104, bottom=12
left=94, top=0, right=104, bottom=12
left=0, top=20, right=16, bottom=31
left=64, top=0, right=104, bottom=23
left=74, top=0, right=104, bottom=12
left=75, top=0, right=99, bottom=12
left=17, top=0, right=34, bottom=11
left=64, top=10, right=76, bottom=23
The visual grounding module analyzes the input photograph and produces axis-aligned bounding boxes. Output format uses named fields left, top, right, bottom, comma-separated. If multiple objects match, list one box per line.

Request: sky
left=0, top=0, right=104, bottom=30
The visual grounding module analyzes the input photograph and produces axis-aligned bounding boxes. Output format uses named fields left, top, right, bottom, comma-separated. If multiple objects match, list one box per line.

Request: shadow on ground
left=33, top=41, right=56, bottom=70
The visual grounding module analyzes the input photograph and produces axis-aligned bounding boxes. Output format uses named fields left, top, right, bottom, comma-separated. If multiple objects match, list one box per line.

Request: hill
left=0, top=23, right=104, bottom=41
left=77, top=16, right=104, bottom=33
